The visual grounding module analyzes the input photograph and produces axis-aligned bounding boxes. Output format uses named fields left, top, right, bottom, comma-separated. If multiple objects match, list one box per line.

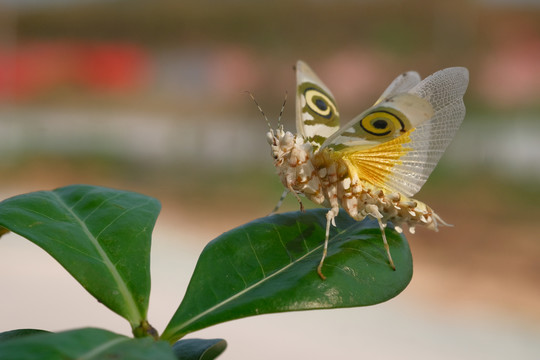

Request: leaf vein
left=81, top=192, right=123, bottom=222
left=14, top=205, right=64, bottom=222
left=78, top=336, right=131, bottom=360
left=244, top=229, right=266, bottom=278
left=272, top=223, right=293, bottom=263
left=94, top=201, right=149, bottom=241
left=340, top=246, right=380, bottom=263
left=227, top=257, right=248, bottom=288
left=295, top=220, right=310, bottom=253
left=50, top=191, right=143, bottom=325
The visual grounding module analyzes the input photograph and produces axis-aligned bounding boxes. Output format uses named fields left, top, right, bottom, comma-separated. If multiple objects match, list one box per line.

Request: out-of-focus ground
left=1, top=0, right=540, bottom=359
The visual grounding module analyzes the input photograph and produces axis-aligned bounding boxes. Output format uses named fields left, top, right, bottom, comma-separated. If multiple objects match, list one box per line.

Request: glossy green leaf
left=0, top=185, right=161, bottom=329
left=162, top=209, right=412, bottom=341
left=0, top=328, right=176, bottom=360
left=172, top=338, right=227, bottom=360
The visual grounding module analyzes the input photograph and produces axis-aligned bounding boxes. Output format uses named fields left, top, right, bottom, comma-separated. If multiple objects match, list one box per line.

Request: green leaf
left=0, top=185, right=161, bottom=329
left=0, top=329, right=49, bottom=343
left=0, top=328, right=176, bottom=360
left=172, top=338, right=227, bottom=360
left=162, top=209, right=412, bottom=341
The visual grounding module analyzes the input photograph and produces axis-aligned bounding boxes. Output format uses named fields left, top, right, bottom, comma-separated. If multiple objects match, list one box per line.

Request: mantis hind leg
left=317, top=207, right=339, bottom=280
left=377, top=219, right=396, bottom=270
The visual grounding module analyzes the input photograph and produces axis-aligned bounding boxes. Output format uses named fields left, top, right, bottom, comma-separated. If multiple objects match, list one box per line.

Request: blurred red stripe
left=0, top=42, right=149, bottom=100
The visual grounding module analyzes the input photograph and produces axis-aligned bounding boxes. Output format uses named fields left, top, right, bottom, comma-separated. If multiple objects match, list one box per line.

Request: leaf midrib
left=165, top=217, right=359, bottom=338
left=51, top=192, right=142, bottom=325
left=78, top=336, right=130, bottom=360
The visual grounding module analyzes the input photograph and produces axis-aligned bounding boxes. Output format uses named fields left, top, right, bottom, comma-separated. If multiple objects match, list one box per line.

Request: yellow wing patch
left=336, top=130, right=414, bottom=193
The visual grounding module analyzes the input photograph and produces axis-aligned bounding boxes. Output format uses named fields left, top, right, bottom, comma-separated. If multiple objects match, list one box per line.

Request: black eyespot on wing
left=373, top=119, right=388, bottom=129
left=315, top=98, right=328, bottom=111
left=360, top=110, right=406, bottom=137
left=303, top=87, right=335, bottom=119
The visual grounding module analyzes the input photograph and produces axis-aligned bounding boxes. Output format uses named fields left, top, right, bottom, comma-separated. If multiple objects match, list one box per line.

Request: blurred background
left=1, top=0, right=539, bottom=359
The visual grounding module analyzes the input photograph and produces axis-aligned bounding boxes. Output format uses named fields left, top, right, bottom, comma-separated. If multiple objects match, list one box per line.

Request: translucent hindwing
left=323, top=67, right=469, bottom=197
